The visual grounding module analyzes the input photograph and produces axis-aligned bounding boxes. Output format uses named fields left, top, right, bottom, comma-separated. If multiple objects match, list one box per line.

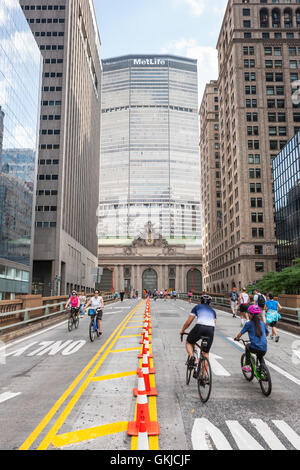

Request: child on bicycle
left=234, top=305, right=269, bottom=373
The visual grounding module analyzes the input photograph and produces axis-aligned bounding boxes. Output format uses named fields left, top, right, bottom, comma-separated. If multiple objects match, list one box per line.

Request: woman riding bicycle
left=65, top=291, right=80, bottom=317
left=84, top=290, right=104, bottom=335
left=235, top=304, right=269, bottom=373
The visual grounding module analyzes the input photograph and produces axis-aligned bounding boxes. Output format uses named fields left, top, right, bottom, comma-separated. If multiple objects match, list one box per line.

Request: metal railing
left=178, top=293, right=300, bottom=327
left=0, top=294, right=116, bottom=334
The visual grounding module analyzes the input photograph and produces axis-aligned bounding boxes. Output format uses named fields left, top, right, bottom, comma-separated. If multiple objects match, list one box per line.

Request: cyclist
left=234, top=304, right=269, bottom=373
left=79, top=289, right=86, bottom=318
left=85, top=290, right=104, bottom=335
left=180, top=295, right=216, bottom=377
left=65, top=291, right=80, bottom=320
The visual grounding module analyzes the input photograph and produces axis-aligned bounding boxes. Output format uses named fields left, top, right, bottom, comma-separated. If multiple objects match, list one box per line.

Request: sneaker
left=187, top=356, right=195, bottom=368
left=270, top=335, right=274, bottom=341
left=242, top=366, right=251, bottom=373
left=275, top=336, right=279, bottom=343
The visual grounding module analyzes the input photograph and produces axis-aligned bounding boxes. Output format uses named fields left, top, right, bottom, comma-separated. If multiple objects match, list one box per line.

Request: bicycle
left=236, top=339, right=272, bottom=397
left=68, top=307, right=80, bottom=332
left=181, top=333, right=212, bottom=404
left=88, top=308, right=102, bottom=342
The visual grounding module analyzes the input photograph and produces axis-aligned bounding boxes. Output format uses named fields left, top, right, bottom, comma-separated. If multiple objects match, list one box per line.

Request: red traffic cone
left=137, top=351, right=155, bottom=375
left=137, top=418, right=150, bottom=450
left=128, top=371, right=159, bottom=436
left=138, top=338, right=153, bottom=359
left=139, top=326, right=152, bottom=345
left=134, top=364, right=158, bottom=397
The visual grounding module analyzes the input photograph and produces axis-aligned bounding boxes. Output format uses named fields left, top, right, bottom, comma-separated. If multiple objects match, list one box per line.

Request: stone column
left=137, top=265, right=142, bottom=296
left=159, top=265, right=163, bottom=289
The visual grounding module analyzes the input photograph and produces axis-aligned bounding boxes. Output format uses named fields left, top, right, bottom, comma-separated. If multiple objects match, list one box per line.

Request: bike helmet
left=247, top=304, right=261, bottom=316
left=200, top=295, right=212, bottom=305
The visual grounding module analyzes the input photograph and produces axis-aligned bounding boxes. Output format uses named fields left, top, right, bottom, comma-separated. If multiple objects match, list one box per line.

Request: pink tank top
left=70, top=296, right=79, bottom=307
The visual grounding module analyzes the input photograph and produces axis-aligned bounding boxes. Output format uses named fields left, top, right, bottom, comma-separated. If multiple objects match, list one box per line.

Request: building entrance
left=142, top=269, right=157, bottom=293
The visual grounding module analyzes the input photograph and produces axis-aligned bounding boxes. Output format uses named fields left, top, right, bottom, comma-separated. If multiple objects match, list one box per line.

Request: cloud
left=161, top=38, right=218, bottom=105
left=174, top=0, right=227, bottom=17
left=185, top=0, right=205, bottom=16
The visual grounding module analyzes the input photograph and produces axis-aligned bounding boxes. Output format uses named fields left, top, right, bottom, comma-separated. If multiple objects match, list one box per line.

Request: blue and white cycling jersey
left=190, top=304, right=216, bottom=328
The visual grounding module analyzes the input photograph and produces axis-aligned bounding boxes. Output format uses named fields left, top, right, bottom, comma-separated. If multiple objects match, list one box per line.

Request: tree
left=247, top=258, right=300, bottom=296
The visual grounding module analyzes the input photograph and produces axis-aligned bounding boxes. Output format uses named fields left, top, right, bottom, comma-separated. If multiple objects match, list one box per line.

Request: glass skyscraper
left=99, top=55, right=200, bottom=243
left=0, top=0, right=41, bottom=299
left=273, top=132, right=300, bottom=270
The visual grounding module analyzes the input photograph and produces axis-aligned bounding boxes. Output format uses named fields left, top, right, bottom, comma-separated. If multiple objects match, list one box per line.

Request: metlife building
left=99, top=55, right=200, bottom=243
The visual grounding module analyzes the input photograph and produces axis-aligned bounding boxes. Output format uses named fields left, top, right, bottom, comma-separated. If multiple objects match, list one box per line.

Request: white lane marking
left=250, top=419, right=286, bottom=450
left=273, top=420, right=300, bottom=450
left=6, top=342, right=38, bottom=358
left=0, top=392, right=21, bottom=404
left=36, top=340, right=74, bottom=356
left=226, top=421, right=264, bottom=450
left=227, top=337, right=300, bottom=387
left=61, top=340, right=86, bottom=355
left=192, top=418, right=232, bottom=450
left=209, top=353, right=231, bottom=377
left=0, top=320, right=67, bottom=352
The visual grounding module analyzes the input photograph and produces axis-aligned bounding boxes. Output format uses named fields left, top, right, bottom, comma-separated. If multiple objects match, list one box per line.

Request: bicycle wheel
left=197, top=357, right=212, bottom=404
left=89, top=319, right=95, bottom=342
left=68, top=316, right=73, bottom=332
left=241, top=353, right=254, bottom=382
left=74, top=316, right=79, bottom=329
left=259, top=364, right=272, bottom=397
left=186, top=356, right=193, bottom=385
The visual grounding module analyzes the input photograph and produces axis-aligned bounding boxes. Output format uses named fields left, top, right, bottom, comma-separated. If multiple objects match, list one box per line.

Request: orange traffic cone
left=137, top=351, right=155, bottom=375
left=128, top=371, right=159, bottom=436
left=138, top=338, right=153, bottom=359
left=139, top=326, right=152, bottom=345
left=137, top=417, right=150, bottom=450
left=134, top=364, right=158, bottom=397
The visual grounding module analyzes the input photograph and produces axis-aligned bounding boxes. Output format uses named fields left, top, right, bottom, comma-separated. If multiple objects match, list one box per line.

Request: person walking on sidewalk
left=120, top=290, right=125, bottom=302
left=264, top=293, right=282, bottom=343
left=79, top=289, right=87, bottom=318
left=238, top=288, right=250, bottom=326
left=229, top=287, right=239, bottom=318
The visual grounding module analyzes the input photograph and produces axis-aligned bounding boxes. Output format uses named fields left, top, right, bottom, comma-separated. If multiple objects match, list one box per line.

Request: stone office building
left=20, top=0, right=102, bottom=295
left=200, top=0, right=300, bottom=293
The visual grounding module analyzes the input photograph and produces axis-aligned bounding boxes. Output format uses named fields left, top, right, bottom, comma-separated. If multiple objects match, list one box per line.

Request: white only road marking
left=227, top=337, right=300, bottom=387
left=0, top=392, right=21, bottom=404
left=209, top=353, right=231, bottom=377
left=6, top=342, right=38, bottom=358
left=250, top=419, right=286, bottom=450
left=226, top=420, right=264, bottom=450
left=273, top=421, right=300, bottom=450
left=4, top=340, right=87, bottom=357
left=192, top=418, right=300, bottom=450
left=192, top=418, right=232, bottom=450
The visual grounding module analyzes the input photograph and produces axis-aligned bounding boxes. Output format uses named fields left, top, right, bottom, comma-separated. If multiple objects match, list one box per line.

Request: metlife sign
left=132, top=58, right=167, bottom=67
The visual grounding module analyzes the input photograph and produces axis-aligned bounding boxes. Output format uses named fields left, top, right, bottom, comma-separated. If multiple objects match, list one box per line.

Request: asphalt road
left=0, top=298, right=300, bottom=450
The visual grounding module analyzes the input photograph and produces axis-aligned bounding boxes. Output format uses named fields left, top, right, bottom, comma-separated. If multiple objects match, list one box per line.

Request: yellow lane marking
left=119, top=334, right=141, bottom=339
left=131, top=327, right=159, bottom=451
left=19, top=300, right=143, bottom=451
left=37, top=302, right=143, bottom=450
left=91, top=371, right=136, bottom=382
left=125, top=326, right=143, bottom=329
left=51, top=422, right=128, bottom=448
left=110, top=348, right=140, bottom=353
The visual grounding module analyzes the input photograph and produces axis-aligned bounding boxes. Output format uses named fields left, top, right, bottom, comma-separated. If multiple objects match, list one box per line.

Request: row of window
left=27, top=18, right=65, bottom=24
left=41, top=115, right=61, bottom=120
left=40, top=144, right=60, bottom=150
left=22, top=5, right=66, bottom=10
left=40, top=45, right=64, bottom=51
left=39, top=159, right=59, bottom=165
left=38, top=174, right=58, bottom=180
left=36, top=206, right=57, bottom=212
left=35, top=32, right=64, bottom=37
left=40, top=129, right=60, bottom=135
left=35, top=222, right=57, bottom=228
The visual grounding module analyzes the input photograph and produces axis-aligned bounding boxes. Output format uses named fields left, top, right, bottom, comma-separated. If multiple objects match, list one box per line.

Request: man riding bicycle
left=180, top=295, right=216, bottom=371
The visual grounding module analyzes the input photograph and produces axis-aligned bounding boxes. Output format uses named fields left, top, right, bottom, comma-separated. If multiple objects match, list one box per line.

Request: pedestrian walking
left=264, top=293, right=282, bottom=343
left=79, top=289, right=86, bottom=317
left=238, top=288, right=250, bottom=326
left=120, top=290, right=125, bottom=302
left=254, top=289, right=267, bottom=323
left=229, top=287, right=239, bottom=318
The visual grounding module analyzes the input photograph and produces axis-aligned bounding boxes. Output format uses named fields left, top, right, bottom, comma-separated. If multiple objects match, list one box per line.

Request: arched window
left=187, top=268, right=202, bottom=292
left=296, top=9, right=300, bottom=28
left=272, top=9, right=281, bottom=28
left=284, top=8, right=293, bottom=28
left=260, top=8, right=269, bottom=28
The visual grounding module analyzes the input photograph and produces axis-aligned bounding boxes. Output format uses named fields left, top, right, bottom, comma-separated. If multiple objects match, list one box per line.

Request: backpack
left=231, top=292, right=238, bottom=302
left=257, top=294, right=265, bottom=309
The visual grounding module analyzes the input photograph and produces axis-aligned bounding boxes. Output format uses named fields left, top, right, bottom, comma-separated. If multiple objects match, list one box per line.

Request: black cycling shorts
left=240, top=303, right=249, bottom=313
left=187, top=325, right=215, bottom=353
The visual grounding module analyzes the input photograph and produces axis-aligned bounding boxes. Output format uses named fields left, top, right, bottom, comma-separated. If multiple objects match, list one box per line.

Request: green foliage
left=247, top=259, right=300, bottom=296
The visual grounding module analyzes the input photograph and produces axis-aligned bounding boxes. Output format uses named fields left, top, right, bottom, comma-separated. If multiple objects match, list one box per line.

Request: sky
left=94, top=0, right=228, bottom=104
